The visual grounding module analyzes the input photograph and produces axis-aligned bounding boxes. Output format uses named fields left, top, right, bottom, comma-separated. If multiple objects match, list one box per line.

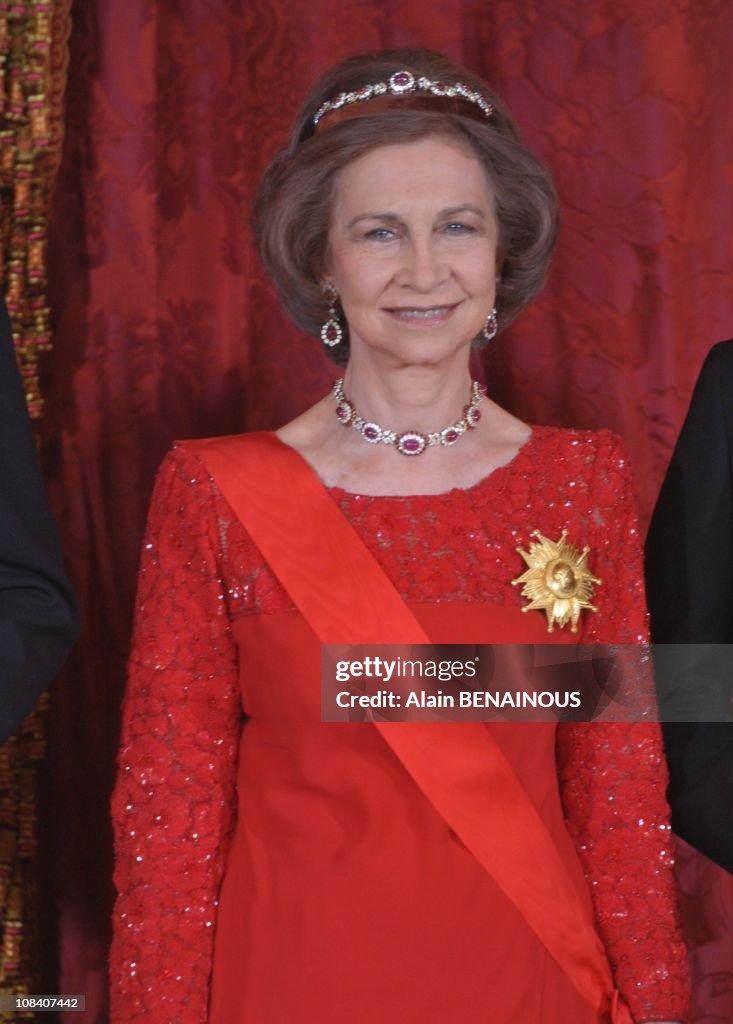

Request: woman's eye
left=365, top=228, right=396, bottom=240
left=444, top=222, right=474, bottom=233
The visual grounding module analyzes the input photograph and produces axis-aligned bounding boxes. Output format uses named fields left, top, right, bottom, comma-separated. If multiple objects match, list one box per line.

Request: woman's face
left=326, top=134, right=499, bottom=367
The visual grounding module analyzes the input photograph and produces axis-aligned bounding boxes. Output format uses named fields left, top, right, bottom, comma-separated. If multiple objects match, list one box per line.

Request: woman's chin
left=352, top=327, right=474, bottom=367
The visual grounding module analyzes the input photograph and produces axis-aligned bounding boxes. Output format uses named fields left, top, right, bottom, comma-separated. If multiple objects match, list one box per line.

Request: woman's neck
left=341, top=352, right=474, bottom=434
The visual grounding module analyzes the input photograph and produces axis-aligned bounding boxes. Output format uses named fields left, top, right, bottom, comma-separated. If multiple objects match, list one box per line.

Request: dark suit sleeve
left=645, top=339, right=733, bottom=874
left=0, top=296, right=79, bottom=742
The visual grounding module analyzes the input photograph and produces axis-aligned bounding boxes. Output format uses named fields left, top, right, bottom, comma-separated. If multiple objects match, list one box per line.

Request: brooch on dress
left=511, top=530, right=601, bottom=633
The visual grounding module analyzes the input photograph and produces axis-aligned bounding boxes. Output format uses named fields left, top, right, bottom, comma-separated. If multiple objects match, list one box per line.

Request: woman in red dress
left=109, top=49, right=689, bottom=1023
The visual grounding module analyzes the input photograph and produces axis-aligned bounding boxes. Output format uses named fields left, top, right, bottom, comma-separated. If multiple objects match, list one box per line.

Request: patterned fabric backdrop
left=38, top=1, right=733, bottom=1021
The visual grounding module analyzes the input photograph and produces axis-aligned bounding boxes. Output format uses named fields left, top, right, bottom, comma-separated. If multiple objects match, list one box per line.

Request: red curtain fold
left=39, top=1, right=733, bottom=1021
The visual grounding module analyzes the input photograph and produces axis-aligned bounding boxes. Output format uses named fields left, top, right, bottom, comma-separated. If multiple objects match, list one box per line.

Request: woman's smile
left=383, top=301, right=463, bottom=326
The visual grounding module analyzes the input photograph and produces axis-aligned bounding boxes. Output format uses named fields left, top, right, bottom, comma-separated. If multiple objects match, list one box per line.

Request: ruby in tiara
left=389, top=70, right=416, bottom=94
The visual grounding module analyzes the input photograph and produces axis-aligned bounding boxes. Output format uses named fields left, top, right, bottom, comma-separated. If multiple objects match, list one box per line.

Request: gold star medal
left=511, top=530, right=601, bottom=633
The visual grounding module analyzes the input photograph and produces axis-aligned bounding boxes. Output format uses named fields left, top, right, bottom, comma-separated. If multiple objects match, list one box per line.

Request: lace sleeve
left=557, top=431, right=690, bottom=1023
left=109, top=446, right=242, bottom=1024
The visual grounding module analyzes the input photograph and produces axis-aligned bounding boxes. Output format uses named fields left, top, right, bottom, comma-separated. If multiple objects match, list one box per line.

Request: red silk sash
left=187, top=431, right=634, bottom=1024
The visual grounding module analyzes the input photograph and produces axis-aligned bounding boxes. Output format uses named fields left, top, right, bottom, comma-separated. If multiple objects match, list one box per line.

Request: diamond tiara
left=312, top=69, right=494, bottom=128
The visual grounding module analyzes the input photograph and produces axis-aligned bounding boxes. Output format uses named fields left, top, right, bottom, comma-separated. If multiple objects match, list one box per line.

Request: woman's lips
left=384, top=303, right=460, bottom=326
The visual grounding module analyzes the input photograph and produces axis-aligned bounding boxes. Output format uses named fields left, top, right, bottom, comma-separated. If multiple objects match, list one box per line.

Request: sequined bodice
left=109, top=425, right=689, bottom=1024
left=217, top=426, right=646, bottom=639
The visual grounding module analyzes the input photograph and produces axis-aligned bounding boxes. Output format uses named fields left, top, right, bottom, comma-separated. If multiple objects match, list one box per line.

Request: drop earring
left=320, top=284, right=343, bottom=347
left=482, top=307, right=498, bottom=342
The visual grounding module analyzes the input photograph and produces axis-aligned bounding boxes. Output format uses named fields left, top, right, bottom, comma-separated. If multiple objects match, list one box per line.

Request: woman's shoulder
left=152, top=436, right=286, bottom=615
left=148, top=434, right=263, bottom=527
left=160, top=431, right=280, bottom=487
left=173, top=430, right=276, bottom=460
left=508, top=426, right=634, bottom=526
left=526, top=423, right=629, bottom=471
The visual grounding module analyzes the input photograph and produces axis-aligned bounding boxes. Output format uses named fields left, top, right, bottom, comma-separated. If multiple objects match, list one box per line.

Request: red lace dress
left=109, top=425, right=689, bottom=1024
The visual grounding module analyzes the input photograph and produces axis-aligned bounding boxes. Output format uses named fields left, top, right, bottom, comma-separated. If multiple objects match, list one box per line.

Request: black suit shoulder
left=688, top=339, right=733, bottom=447
left=645, top=338, right=733, bottom=873
left=646, top=339, right=733, bottom=644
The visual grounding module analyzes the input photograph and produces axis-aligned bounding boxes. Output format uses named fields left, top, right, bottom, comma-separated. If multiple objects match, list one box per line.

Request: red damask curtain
left=39, top=2, right=733, bottom=1021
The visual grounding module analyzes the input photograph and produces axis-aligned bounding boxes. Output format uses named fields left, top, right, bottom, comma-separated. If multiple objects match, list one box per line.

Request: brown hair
left=254, top=48, right=558, bottom=365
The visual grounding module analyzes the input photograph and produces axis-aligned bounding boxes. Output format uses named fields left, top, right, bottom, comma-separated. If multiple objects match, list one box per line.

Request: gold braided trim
left=0, top=698, right=47, bottom=1017
left=1, top=0, right=72, bottom=417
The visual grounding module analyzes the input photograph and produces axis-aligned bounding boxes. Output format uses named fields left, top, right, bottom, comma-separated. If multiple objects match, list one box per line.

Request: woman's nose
left=398, top=238, right=448, bottom=292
